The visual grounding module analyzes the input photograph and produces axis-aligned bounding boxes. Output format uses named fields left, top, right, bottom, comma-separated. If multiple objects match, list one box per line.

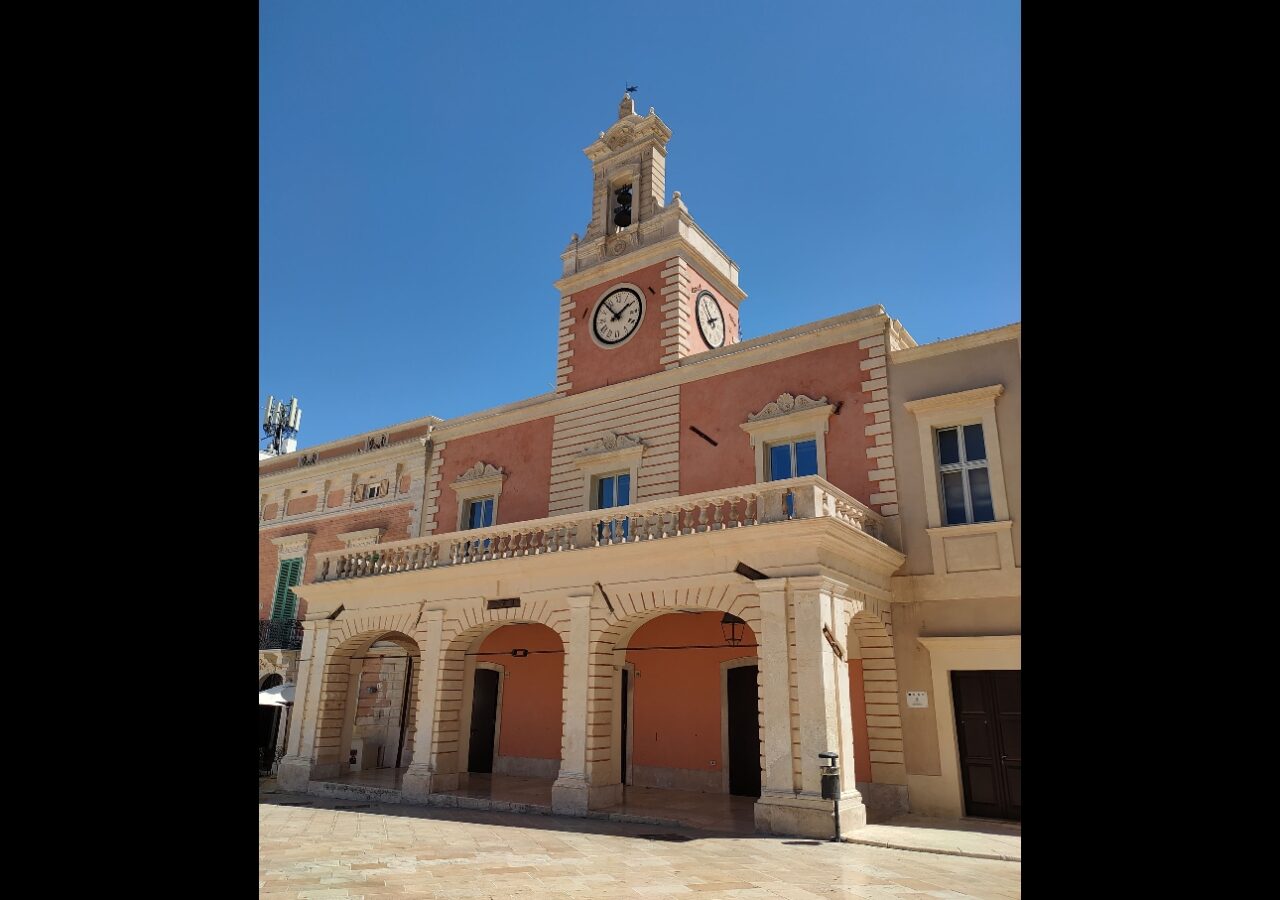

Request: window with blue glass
left=767, top=438, right=818, bottom=517
left=766, top=439, right=818, bottom=480
left=595, top=472, right=631, bottom=540
left=466, top=497, right=495, bottom=530
left=936, top=424, right=993, bottom=525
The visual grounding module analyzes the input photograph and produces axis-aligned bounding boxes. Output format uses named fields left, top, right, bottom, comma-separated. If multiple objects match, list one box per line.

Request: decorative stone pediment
left=747, top=393, right=830, bottom=423
left=270, top=532, right=313, bottom=560
left=455, top=462, right=504, bottom=483
left=584, top=108, right=672, bottom=162
left=576, top=431, right=644, bottom=460
left=337, top=528, right=383, bottom=550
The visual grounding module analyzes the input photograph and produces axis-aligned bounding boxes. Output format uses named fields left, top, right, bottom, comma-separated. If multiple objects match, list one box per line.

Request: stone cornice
left=891, top=323, right=1020, bottom=364
left=259, top=437, right=429, bottom=486
left=556, top=216, right=744, bottom=304
left=583, top=110, right=672, bottom=162
left=904, top=384, right=1004, bottom=416
left=432, top=311, right=889, bottom=444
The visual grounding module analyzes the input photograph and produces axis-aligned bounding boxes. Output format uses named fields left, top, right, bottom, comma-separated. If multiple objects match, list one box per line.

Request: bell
left=613, top=209, right=632, bottom=228
left=615, top=186, right=632, bottom=205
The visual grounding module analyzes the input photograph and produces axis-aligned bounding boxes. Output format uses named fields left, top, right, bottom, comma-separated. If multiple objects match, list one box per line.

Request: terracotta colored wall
left=683, top=264, right=740, bottom=354
left=566, top=261, right=670, bottom=394
left=435, top=416, right=554, bottom=535
left=477, top=624, right=564, bottom=761
left=849, top=660, right=872, bottom=783
left=257, top=503, right=415, bottom=619
left=679, top=340, right=878, bottom=505
left=626, top=612, right=757, bottom=773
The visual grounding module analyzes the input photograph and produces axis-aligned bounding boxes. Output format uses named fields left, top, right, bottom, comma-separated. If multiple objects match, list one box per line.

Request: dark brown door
left=621, top=668, right=630, bottom=784
left=727, top=665, right=762, bottom=797
left=951, top=670, right=1020, bottom=820
left=468, top=669, right=500, bottom=774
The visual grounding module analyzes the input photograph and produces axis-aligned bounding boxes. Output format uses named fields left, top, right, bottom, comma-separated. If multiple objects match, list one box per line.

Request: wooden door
left=951, top=670, right=1021, bottom=820
left=467, top=669, right=500, bottom=774
left=727, top=665, right=762, bottom=797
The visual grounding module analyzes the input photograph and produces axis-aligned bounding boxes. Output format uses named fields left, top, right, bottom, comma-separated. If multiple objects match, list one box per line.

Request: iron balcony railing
left=259, top=618, right=304, bottom=651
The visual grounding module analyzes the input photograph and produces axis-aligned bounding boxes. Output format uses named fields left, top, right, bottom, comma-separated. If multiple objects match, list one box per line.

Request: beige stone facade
left=259, top=97, right=1020, bottom=836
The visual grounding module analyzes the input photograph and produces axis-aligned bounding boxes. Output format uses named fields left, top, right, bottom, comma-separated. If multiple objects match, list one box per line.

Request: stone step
left=308, top=781, right=404, bottom=804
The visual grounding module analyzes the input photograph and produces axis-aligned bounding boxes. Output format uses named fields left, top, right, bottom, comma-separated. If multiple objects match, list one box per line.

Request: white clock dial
left=696, top=291, right=725, bottom=348
left=592, top=288, right=644, bottom=346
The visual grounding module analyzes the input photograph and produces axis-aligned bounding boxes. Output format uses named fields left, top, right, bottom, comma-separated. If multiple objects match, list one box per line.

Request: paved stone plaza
left=259, top=789, right=1021, bottom=899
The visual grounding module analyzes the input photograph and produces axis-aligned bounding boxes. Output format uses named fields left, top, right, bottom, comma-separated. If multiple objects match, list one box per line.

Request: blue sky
left=260, top=0, right=1020, bottom=451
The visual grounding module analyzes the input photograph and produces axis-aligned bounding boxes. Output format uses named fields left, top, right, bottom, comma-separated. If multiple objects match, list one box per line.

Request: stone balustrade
left=313, top=476, right=888, bottom=583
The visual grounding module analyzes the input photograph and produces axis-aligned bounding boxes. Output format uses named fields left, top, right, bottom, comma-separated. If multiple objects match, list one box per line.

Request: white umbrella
left=259, top=683, right=295, bottom=706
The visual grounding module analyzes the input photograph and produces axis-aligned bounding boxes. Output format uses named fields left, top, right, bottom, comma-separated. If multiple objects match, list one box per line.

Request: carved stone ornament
left=746, top=393, right=830, bottom=423
left=456, top=461, right=504, bottom=482
left=576, top=431, right=644, bottom=459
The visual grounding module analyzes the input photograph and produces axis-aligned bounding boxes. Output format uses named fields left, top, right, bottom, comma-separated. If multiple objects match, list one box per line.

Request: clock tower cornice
left=555, top=200, right=746, bottom=306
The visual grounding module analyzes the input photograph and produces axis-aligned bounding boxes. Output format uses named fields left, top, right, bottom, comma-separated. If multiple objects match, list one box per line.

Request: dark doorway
left=467, top=668, right=500, bottom=774
left=726, top=665, right=762, bottom=797
left=951, top=670, right=1021, bottom=820
left=621, top=668, right=630, bottom=784
left=258, top=674, right=284, bottom=771
left=394, top=655, right=413, bottom=768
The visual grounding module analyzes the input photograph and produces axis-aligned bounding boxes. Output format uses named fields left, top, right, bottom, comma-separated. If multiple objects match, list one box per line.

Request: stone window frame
left=904, top=385, right=1013, bottom=575
left=739, top=394, right=835, bottom=483
left=904, top=385, right=1009, bottom=528
left=450, top=463, right=506, bottom=532
left=572, top=433, right=645, bottom=513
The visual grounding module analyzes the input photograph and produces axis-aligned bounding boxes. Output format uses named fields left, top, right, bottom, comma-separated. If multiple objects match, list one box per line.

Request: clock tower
left=553, top=94, right=746, bottom=396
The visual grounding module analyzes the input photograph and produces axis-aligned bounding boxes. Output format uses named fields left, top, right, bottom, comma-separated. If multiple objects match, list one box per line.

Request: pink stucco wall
left=435, top=416, right=555, bottom=535
left=626, top=612, right=757, bottom=773
left=477, top=624, right=564, bottom=761
left=678, top=341, right=878, bottom=505
left=565, top=261, right=670, bottom=394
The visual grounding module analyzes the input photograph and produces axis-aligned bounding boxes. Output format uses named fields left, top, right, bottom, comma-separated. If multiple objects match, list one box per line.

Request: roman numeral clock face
left=696, top=291, right=725, bottom=348
left=592, top=288, right=644, bottom=346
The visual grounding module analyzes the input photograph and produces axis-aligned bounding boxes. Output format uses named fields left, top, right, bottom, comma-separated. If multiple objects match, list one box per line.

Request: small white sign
left=906, top=691, right=929, bottom=708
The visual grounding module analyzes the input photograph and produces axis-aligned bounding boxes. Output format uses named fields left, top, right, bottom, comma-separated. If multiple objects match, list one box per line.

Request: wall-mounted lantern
left=721, top=613, right=746, bottom=646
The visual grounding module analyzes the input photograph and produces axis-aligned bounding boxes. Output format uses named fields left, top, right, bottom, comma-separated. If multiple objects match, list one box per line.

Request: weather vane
left=625, top=83, right=639, bottom=95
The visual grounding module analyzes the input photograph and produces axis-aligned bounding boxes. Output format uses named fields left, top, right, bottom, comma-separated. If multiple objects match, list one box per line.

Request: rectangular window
left=269, top=557, right=304, bottom=621
left=766, top=439, right=818, bottom=480
left=594, top=472, right=631, bottom=540
left=936, top=424, right=994, bottom=525
left=767, top=438, right=818, bottom=517
left=363, top=483, right=382, bottom=500
left=466, top=497, right=495, bottom=530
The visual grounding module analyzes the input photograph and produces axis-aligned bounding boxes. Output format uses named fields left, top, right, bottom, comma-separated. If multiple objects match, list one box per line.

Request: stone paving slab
left=842, top=815, right=1021, bottom=862
left=260, top=788, right=1020, bottom=898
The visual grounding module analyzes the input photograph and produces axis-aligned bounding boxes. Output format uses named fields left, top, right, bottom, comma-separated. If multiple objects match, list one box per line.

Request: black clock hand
left=612, top=299, right=637, bottom=321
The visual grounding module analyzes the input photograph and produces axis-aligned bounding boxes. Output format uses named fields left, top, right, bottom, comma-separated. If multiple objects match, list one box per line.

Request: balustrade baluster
left=712, top=500, right=724, bottom=530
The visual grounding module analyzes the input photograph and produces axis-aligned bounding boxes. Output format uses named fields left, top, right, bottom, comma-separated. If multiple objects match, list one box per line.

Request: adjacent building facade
left=258, top=95, right=1020, bottom=836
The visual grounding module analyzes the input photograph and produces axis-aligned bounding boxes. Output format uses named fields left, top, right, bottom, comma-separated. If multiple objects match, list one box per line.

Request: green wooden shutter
left=269, top=557, right=304, bottom=621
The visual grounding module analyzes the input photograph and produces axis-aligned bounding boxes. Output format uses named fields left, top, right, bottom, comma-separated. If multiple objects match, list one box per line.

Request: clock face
left=593, top=288, right=644, bottom=346
left=695, top=291, right=726, bottom=348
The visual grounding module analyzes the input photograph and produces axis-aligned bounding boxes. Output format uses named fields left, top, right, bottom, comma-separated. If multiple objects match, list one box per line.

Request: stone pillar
left=755, top=580, right=794, bottom=831
left=794, top=577, right=865, bottom=835
left=553, top=589, right=619, bottom=814
left=402, top=608, right=448, bottom=801
left=277, top=619, right=331, bottom=791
